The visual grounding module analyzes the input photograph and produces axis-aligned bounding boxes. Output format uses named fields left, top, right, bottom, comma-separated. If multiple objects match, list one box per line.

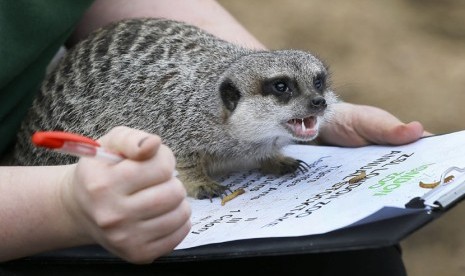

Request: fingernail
left=138, top=136, right=149, bottom=147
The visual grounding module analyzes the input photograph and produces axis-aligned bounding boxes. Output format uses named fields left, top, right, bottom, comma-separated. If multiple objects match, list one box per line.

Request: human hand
left=317, top=102, right=431, bottom=147
left=61, top=126, right=191, bottom=263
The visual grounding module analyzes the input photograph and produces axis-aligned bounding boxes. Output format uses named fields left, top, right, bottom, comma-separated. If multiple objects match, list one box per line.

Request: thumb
left=377, top=121, right=426, bottom=145
left=98, top=126, right=162, bottom=161
left=354, top=105, right=426, bottom=145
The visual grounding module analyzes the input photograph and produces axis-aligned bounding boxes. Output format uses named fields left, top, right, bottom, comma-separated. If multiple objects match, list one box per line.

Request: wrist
left=0, top=165, right=92, bottom=261
left=58, top=164, right=94, bottom=246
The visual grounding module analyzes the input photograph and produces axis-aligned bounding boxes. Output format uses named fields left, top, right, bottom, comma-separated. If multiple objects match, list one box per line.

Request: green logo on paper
left=368, top=164, right=433, bottom=196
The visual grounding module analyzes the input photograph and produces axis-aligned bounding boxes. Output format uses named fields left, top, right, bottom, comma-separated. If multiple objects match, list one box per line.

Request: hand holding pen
left=32, top=127, right=191, bottom=263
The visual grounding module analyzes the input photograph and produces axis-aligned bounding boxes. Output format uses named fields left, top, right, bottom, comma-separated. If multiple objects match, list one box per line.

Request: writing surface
left=177, top=131, right=465, bottom=249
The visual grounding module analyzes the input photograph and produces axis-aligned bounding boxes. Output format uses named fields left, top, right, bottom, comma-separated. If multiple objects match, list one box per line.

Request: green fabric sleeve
left=0, top=0, right=93, bottom=156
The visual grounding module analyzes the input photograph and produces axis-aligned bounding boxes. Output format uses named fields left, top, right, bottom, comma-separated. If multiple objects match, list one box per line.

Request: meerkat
left=5, top=18, right=338, bottom=199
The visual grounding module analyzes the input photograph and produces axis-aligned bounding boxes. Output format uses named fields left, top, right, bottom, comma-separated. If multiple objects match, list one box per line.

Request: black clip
left=405, top=197, right=426, bottom=209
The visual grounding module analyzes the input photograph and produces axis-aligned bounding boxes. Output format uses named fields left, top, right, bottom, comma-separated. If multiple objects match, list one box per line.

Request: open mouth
left=285, top=116, right=319, bottom=140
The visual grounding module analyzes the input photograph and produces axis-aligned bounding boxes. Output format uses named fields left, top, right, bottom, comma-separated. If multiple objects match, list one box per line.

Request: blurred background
left=217, top=0, right=465, bottom=275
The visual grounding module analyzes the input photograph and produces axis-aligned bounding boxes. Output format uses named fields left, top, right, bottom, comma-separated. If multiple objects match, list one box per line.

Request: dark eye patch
left=262, top=76, right=296, bottom=103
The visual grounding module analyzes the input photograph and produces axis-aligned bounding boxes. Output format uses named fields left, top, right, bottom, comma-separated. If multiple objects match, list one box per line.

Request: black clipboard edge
left=8, top=208, right=437, bottom=265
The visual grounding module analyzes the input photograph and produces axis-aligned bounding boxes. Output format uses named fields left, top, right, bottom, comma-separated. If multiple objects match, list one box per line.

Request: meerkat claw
left=195, top=182, right=229, bottom=200
left=218, top=188, right=232, bottom=200
left=296, top=159, right=310, bottom=173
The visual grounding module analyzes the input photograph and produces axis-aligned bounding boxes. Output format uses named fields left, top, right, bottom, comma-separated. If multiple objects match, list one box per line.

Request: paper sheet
left=176, top=131, right=465, bottom=250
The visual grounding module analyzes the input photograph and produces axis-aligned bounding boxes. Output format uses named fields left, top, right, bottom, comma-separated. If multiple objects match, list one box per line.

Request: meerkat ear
left=219, top=78, right=241, bottom=112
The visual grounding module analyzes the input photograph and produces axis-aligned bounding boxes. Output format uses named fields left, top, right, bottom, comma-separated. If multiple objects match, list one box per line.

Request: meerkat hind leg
left=176, top=165, right=228, bottom=199
left=260, top=155, right=310, bottom=175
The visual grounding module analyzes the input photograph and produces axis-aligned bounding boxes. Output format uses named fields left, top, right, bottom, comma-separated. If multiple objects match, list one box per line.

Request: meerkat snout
left=309, top=96, right=327, bottom=110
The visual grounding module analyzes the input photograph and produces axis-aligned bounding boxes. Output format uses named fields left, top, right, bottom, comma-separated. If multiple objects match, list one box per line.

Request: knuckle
left=156, top=161, right=176, bottom=181
left=106, top=231, right=130, bottom=249
left=158, top=167, right=173, bottom=181
left=93, top=210, right=125, bottom=229
left=86, top=179, right=112, bottom=196
left=118, top=165, right=138, bottom=183
left=179, top=200, right=192, bottom=220
left=103, top=230, right=157, bottom=264
left=166, top=179, right=187, bottom=202
left=107, top=126, right=131, bottom=140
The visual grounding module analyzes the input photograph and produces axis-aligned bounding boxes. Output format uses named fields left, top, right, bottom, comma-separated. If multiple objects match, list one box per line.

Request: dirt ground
left=217, top=0, right=465, bottom=275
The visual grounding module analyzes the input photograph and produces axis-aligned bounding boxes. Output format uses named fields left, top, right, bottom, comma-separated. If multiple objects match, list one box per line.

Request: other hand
left=317, top=102, right=431, bottom=147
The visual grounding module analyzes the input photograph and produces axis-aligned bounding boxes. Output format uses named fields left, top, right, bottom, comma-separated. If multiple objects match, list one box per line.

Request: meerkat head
left=219, top=50, right=338, bottom=144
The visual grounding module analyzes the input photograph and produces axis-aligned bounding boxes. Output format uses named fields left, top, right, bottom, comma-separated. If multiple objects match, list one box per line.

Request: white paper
left=176, top=131, right=465, bottom=250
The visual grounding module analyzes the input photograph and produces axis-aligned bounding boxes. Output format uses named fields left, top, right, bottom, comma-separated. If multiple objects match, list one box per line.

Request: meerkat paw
left=196, top=181, right=228, bottom=200
left=186, top=179, right=228, bottom=199
left=260, top=156, right=310, bottom=175
left=176, top=167, right=228, bottom=199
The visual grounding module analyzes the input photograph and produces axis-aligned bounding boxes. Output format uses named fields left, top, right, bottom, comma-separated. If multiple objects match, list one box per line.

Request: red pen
left=32, top=131, right=124, bottom=163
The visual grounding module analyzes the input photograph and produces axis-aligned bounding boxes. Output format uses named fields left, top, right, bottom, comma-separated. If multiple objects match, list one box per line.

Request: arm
left=67, top=0, right=265, bottom=49
left=0, top=165, right=85, bottom=260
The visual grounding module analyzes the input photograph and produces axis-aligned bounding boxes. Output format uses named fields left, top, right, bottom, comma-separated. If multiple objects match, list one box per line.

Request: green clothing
left=0, top=0, right=93, bottom=156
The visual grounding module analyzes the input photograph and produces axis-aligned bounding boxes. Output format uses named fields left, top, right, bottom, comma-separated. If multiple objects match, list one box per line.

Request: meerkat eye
left=274, top=82, right=290, bottom=93
left=313, top=75, right=325, bottom=91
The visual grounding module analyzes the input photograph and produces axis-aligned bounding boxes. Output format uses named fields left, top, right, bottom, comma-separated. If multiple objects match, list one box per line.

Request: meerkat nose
left=309, top=97, right=327, bottom=109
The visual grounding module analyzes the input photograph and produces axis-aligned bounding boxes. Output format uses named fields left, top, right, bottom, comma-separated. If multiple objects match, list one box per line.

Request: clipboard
left=8, top=165, right=465, bottom=264
left=7, top=131, right=465, bottom=267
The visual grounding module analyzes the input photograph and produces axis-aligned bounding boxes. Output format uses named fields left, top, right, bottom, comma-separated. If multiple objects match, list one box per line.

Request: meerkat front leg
left=176, top=160, right=228, bottom=199
left=260, top=154, right=309, bottom=175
